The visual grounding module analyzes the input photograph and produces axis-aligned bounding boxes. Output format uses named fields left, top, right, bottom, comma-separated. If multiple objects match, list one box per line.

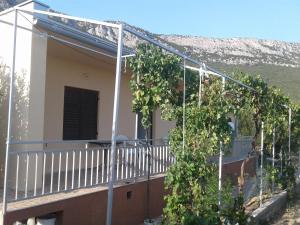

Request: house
left=0, top=1, right=175, bottom=224
left=0, top=1, right=255, bottom=225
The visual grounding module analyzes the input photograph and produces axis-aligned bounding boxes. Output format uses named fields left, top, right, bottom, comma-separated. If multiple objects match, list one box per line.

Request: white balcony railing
left=7, top=139, right=173, bottom=202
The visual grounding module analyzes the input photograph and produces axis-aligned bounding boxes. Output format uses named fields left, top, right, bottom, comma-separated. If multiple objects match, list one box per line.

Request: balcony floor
left=1, top=173, right=165, bottom=213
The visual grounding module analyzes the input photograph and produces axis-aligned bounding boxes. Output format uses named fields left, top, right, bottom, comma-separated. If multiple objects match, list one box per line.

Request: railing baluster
left=25, top=153, right=29, bottom=198
left=90, top=150, right=94, bottom=186
left=167, top=146, right=170, bottom=168
left=143, top=147, right=146, bottom=176
left=85, top=150, right=88, bottom=187
left=164, top=146, right=167, bottom=171
left=72, top=150, right=75, bottom=189
left=138, top=147, right=141, bottom=177
left=159, top=146, right=162, bottom=173
left=34, top=153, right=38, bottom=196
left=130, top=148, right=133, bottom=178
left=121, top=148, right=124, bottom=179
left=150, top=146, right=152, bottom=174
left=166, top=146, right=169, bottom=168
left=107, top=149, right=110, bottom=182
left=58, top=152, right=62, bottom=192
left=96, top=149, right=99, bottom=184
left=151, top=146, right=154, bottom=174
left=78, top=150, right=82, bottom=188
left=134, top=147, right=137, bottom=178
left=65, top=151, right=69, bottom=191
left=125, top=147, right=128, bottom=179
left=42, top=153, right=46, bottom=195
left=165, top=146, right=167, bottom=171
left=166, top=146, right=169, bottom=170
left=146, top=147, right=149, bottom=176
left=102, top=149, right=105, bottom=183
left=153, top=147, right=155, bottom=174
left=147, top=146, right=150, bottom=175
left=158, top=146, right=161, bottom=172
left=156, top=146, right=158, bottom=173
left=15, top=154, right=19, bottom=200
left=50, top=152, right=54, bottom=193
left=152, top=147, right=155, bottom=174
left=163, top=146, right=165, bottom=172
left=165, top=146, right=168, bottom=168
left=167, top=146, right=169, bottom=170
left=116, top=148, right=119, bottom=181
left=159, top=146, right=163, bottom=173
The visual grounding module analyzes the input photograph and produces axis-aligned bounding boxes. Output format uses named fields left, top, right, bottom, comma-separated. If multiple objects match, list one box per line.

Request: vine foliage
left=128, top=44, right=300, bottom=224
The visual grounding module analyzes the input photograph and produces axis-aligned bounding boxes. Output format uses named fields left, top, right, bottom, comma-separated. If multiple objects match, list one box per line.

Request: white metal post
left=280, top=150, right=283, bottom=176
left=134, top=113, right=139, bottom=181
left=272, top=128, right=275, bottom=193
left=218, top=76, right=225, bottom=211
left=222, top=77, right=226, bottom=91
left=2, top=9, right=18, bottom=215
left=182, top=58, right=186, bottom=150
left=298, top=148, right=300, bottom=179
left=259, top=121, right=264, bottom=207
left=106, top=24, right=123, bottom=225
left=218, top=141, right=223, bottom=211
left=135, top=114, right=138, bottom=140
left=16, top=7, right=120, bottom=28
left=288, top=107, right=291, bottom=162
left=198, top=65, right=203, bottom=107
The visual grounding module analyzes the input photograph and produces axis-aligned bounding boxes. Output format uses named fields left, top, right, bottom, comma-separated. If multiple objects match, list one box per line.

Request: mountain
left=160, top=35, right=300, bottom=68
left=1, top=1, right=299, bottom=102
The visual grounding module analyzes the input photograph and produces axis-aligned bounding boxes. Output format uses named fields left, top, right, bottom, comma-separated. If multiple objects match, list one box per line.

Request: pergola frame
left=3, top=6, right=259, bottom=225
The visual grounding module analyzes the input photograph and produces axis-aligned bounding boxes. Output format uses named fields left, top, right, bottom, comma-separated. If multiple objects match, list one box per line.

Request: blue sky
left=42, top=0, right=300, bottom=43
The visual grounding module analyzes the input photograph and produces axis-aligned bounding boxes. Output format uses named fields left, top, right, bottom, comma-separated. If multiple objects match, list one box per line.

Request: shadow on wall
left=0, top=58, right=29, bottom=188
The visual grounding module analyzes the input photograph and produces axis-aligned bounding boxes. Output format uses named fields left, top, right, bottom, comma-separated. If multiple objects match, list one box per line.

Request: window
left=63, top=86, right=98, bottom=140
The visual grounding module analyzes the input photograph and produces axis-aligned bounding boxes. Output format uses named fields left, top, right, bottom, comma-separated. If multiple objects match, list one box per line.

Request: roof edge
left=35, top=17, right=132, bottom=56
left=0, top=0, right=49, bottom=16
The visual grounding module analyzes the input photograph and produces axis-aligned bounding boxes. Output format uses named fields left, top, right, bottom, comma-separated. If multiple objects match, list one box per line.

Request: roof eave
left=35, top=16, right=132, bottom=56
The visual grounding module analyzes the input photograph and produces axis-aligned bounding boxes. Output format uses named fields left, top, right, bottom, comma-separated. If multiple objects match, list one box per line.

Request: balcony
left=3, top=139, right=172, bottom=205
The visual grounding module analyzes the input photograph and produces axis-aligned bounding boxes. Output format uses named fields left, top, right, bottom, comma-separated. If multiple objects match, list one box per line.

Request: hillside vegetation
left=212, top=63, right=300, bottom=102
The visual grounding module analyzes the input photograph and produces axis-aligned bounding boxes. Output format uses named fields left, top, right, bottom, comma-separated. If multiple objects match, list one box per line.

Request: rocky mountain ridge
left=159, top=35, right=300, bottom=68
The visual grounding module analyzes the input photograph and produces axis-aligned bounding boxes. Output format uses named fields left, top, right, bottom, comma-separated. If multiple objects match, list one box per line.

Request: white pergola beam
left=185, top=65, right=256, bottom=92
left=16, top=7, right=120, bottom=29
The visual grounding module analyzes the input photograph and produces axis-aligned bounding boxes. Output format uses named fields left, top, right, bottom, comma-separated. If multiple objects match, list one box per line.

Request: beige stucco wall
left=153, top=109, right=175, bottom=140
left=44, top=40, right=136, bottom=141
